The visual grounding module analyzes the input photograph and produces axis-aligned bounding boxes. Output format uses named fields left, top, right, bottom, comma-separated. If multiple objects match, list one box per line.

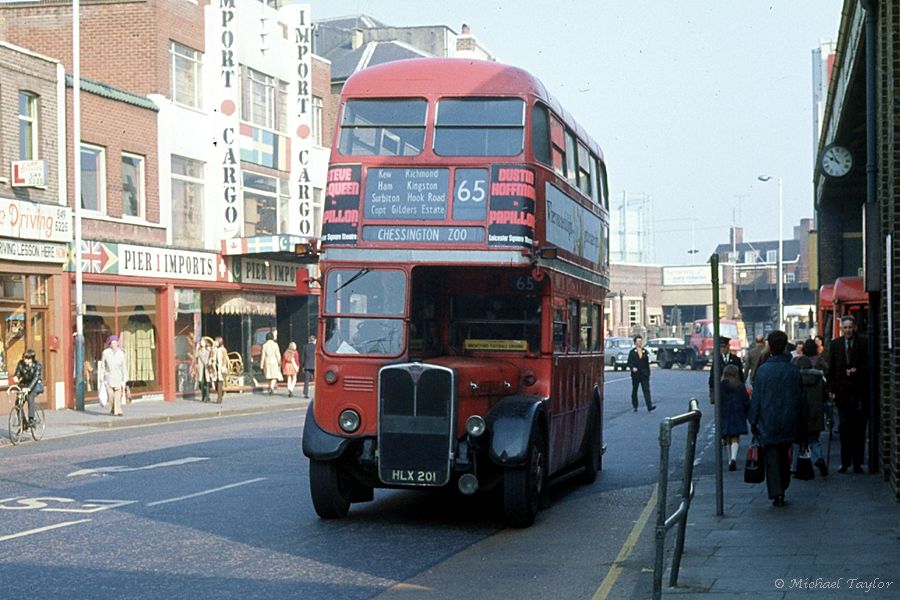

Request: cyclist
left=13, top=348, right=44, bottom=428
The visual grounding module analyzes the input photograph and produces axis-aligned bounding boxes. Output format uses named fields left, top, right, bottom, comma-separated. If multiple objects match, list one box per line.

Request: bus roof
left=833, top=276, right=866, bottom=304
left=341, top=58, right=604, bottom=159
left=818, top=284, right=834, bottom=305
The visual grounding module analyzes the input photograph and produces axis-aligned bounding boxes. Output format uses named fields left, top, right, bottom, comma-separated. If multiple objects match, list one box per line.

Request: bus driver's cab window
left=324, top=269, right=406, bottom=356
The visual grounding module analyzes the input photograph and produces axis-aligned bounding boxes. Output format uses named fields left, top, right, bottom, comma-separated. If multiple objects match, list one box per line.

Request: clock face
left=821, top=145, right=852, bottom=177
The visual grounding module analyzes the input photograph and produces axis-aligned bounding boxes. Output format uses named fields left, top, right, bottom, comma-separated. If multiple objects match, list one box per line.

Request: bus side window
left=531, top=103, right=551, bottom=165
left=553, top=308, right=566, bottom=353
left=568, top=299, right=579, bottom=352
left=592, top=304, right=602, bottom=351
left=579, top=303, right=592, bottom=351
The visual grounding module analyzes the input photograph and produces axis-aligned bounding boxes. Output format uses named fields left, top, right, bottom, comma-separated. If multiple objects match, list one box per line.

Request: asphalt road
left=0, top=367, right=717, bottom=599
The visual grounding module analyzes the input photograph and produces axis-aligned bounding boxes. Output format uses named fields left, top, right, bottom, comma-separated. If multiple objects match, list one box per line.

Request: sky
left=309, top=1, right=844, bottom=266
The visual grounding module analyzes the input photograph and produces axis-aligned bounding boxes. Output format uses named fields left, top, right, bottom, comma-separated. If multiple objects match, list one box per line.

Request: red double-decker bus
left=302, top=58, right=610, bottom=527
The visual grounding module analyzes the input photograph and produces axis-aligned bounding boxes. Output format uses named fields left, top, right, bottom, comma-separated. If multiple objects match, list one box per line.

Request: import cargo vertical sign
left=283, top=3, right=314, bottom=238
left=207, top=0, right=242, bottom=239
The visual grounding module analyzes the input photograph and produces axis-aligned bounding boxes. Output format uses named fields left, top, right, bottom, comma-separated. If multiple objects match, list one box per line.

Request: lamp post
left=758, top=175, right=783, bottom=331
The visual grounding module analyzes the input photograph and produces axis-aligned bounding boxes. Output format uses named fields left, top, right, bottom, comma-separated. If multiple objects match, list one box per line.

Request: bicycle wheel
left=8, top=406, right=24, bottom=445
left=30, top=408, right=46, bottom=441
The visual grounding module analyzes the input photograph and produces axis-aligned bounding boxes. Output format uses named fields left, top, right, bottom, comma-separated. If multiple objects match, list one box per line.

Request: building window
left=785, top=272, right=796, bottom=283
left=18, top=91, right=38, bottom=160
left=171, top=155, right=205, bottom=247
left=629, top=299, right=641, bottom=326
left=311, top=96, right=324, bottom=145
left=170, top=42, right=202, bottom=109
left=766, top=249, right=777, bottom=263
left=243, top=171, right=288, bottom=236
left=121, top=153, right=145, bottom=219
left=727, top=251, right=739, bottom=263
left=743, top=249, right=760, bottom=264
left=241, top=66, right=287, bottom=132
left=81, top=144, right=106, bottom=212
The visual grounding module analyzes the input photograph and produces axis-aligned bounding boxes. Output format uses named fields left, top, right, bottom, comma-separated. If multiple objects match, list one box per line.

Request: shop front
left=0, top=198, right=71, bottom=413
left=69, top=240, right=309, bottom=406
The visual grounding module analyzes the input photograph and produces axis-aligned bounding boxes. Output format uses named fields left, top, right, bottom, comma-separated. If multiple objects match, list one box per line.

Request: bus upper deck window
left=434, top=98, right=524, bottom=157
left=338, top=99, right=426, bottom=157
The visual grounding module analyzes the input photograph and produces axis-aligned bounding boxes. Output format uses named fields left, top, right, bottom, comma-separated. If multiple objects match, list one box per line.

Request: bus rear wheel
left=309, top=460, right=352, bottom=519
left=503, top=425, right=546, bottom=528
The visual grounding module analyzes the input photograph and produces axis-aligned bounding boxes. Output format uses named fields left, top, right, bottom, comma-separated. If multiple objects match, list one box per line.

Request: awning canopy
left=214, top=292, right=275, bottom=316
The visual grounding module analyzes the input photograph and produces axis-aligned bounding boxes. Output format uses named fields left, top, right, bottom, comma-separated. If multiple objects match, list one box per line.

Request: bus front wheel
left=503, top=425, right=547, bottom=528
left=309, top=460, right=352, bottom=519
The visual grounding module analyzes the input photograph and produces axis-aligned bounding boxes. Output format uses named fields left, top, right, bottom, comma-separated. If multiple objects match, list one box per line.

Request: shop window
left=81, top=144, right=106, bottom=213
left=18, top=91, right=39, bottom=160
left=1, top=274, right=48, bottom=387
left=121, top=153, right=145, bottom=219
left=172, top=155, right=205, bottom=247
left=80, top=284, right=159, bottom=396
left=174, top=289, right=201, bottom=393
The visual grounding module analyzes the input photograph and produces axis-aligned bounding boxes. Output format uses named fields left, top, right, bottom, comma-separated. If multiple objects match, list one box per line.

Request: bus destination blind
left=364, top=168, right=450, bottom=220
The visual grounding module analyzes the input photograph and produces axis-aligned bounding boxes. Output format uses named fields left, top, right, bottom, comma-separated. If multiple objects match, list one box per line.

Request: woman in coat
left=719, top=364, right=749, bottom=471
left=193, top=337, right=214, bottom=403
left=102, top=335, right=128, bottom=416
left=281, top=341, right=299, bottom=398
left=210, top=336, right=229, bottom=404
left=260, top=332, right=282, bottom=395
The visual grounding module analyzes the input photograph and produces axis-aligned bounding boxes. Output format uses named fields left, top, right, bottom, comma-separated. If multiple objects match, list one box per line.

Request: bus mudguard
left=301, top=400, right=352, bottom=461
left=486, top=395, right=547, bottom=466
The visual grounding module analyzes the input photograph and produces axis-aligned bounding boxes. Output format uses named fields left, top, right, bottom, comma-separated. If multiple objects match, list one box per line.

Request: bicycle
left=7, top=384, right=45, bottom=445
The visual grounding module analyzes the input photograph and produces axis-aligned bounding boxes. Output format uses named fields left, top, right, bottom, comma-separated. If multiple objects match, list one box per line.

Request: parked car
left=605, top=336, right=656, bottom=370
left=647, top=337, right=692, bottom=369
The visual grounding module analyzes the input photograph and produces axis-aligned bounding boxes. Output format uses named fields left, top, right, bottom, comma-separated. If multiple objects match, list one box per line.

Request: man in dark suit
left=627, top=335, right=655, bottom=412
left=709, top=336, right=744, bottom=401
left=827, top=315, right=868, bottom=473
left=299, top=335, right=317, bottom=398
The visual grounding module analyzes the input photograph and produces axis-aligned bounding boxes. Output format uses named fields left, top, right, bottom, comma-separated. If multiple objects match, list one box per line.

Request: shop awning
left=214, top=292, right=276, bottom=316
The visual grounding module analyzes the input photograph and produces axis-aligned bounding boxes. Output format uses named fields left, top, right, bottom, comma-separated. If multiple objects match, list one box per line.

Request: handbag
left=795, top=448, right=815, bottom=480
left=98, top=383, right=108, bottom=408
left=744, top=436, right=765, bottom=484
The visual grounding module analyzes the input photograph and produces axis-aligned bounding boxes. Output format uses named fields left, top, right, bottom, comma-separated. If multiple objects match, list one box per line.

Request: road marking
left=0, top=519, right=92, bottom=543
left=592, top=483, right=659, bottom=600
left=603, top=376, right=631, bottom=384
left=68, top=456, right=210, bottom=477
left=146, top=477, right=267, bottom=507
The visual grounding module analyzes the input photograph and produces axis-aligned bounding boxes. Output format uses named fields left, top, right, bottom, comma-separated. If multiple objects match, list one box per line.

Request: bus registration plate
left=387, top=469, right=440, bottom=484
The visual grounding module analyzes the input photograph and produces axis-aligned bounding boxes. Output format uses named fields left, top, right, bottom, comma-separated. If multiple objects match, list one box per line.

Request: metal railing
left=653, top=397, right=702, bottom=600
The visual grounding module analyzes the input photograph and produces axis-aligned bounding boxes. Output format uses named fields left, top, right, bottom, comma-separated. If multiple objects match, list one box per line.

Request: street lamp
left=757, top=175, right=783, bottom=331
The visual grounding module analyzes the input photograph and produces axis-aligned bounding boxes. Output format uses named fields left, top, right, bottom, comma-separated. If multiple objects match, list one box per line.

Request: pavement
left=662, top=451, right=900, bottom=599
left=3, top=387, right=898, bottom=600
left=0, top=387, right=311, bottom=448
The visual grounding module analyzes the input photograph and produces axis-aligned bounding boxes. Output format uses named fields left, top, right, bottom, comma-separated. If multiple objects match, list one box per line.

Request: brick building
left=0, top=41, right=68, bottom=412
left=0, top=0, right=331, bottom=407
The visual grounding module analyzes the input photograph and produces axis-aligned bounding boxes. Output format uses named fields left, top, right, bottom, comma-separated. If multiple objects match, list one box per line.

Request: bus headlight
left=339, top=409, right=360, bottom=433
left=466, top=415, right=486, bottom=437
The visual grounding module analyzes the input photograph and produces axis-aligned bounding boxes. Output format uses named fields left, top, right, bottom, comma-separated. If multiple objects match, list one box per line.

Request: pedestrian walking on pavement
left=627, top=335, right=655, bottom=412
left=300, top=335, right=316, bottom=398
left=101, top=336, right=128, bottom=416
left=791, top=344, right=829, bottom=477
left=194, top=337, right=214, bottom=403
left=260, top=332, right=282, bottom=395
left=719, top=364, right=749, bottom=471
left=210, top=336, right=229, bottom=404
left=748, top=330, right=805, bottom=507
left=827, top=315, right=869, bottom=474
left=743, top=335, right=766, bottom=385
left=282, top=341, right=300, bottom=398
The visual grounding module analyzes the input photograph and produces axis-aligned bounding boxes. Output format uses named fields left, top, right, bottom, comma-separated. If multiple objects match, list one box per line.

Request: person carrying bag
left=744, top=435, right=765, bottom=484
